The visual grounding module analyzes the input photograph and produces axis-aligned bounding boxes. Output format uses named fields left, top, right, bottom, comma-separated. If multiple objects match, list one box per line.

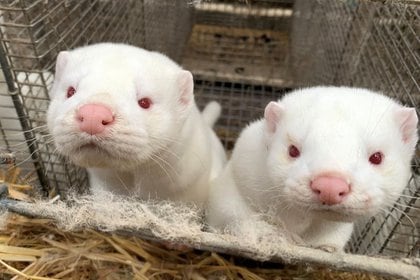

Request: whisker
left=391, top=201, right=420, bottom=211
left=379, top=205, right=417, bottom=230
left=149, top=154, right=178, bottom=188
left=389, top=193, right=419, bottom=200
left=148, top=135, right=183, bottom=145
left=2, top=125, right=49, bottom=137
left=151, top=143, right=182, bottom=162
left=149, top=135, right=207, bottom=169
left=116, top=173, right=132, bottom=195
left=152, top=153, right=181, bottom=178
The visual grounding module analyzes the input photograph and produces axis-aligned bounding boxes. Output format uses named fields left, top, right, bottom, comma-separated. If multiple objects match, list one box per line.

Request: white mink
left=47, top=43, right=226, bottom=204
left=207, top=86, right=418, bottom=251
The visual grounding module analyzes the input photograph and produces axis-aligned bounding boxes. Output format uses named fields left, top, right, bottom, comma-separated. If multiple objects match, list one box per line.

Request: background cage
left=0, top=0, right=419, bottom=275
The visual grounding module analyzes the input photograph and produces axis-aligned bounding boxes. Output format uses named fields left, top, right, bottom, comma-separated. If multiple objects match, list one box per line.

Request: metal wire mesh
left=187, top=1, right=293, bottom=87
left=143, top=0, right=193, bottom=62
left=194, top=77, right=289, bottom=149
left=0, top=0, right=419, bottom=260
left=194, top=0, right=293, bottom=31
left=185, top=1, right=294, bottom=148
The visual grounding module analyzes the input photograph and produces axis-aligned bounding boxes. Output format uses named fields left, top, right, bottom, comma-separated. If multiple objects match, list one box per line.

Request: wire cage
left=0, top=0, right=419, bottom=274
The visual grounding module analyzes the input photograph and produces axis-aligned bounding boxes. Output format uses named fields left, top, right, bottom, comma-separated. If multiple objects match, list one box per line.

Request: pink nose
left=76, top=104, right=114, bottom=135
left=310, top=175, right=350, bottom=205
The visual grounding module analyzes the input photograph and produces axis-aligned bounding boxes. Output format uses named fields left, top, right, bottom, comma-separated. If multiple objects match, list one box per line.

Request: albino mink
left=47, top=43, right=226, bottom=204
left=207, top=86, right=418, bottom=250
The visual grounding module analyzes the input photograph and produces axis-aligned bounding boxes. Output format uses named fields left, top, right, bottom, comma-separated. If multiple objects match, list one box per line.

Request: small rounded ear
left=395, top=107, right=418, bottom=145
left=264, top=101, right=284, bottom=134
left=55, top=51, right=69, bottom=79
left=177, top=70, right=194, bottom=106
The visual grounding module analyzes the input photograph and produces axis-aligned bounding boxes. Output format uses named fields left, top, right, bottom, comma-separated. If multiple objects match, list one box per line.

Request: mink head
left=263, top=87, right=418, bottom=221
left=47, top=43, right=195, bottom=170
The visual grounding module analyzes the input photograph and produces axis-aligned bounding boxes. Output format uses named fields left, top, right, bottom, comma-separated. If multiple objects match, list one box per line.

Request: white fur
left=208, top=86, right=418, bottom=250
left=201, top=101, right=222, bottom=127
left=47, top=43, right=226, bottom=204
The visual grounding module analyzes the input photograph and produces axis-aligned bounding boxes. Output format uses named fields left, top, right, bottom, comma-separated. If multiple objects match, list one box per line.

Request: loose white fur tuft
left=47, top=43, right=226, bottom=204
left=207, top=86, right=418, bottom=251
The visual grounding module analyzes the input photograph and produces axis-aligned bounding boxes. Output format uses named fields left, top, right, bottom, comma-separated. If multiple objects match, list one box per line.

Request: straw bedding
left=0, top=213, right=391, bottom=280
left=0, top=164, right=410, bottom=279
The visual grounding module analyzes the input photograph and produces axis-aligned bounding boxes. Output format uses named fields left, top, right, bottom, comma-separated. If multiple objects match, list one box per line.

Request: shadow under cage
left=0, top=0, right=419, bottom=276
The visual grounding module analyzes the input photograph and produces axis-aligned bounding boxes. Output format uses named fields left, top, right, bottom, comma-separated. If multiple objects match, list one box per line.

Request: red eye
left=288, top=145, right=300, bottom=158
left=369, top=152, right=383, bottom=165
left=138, top=97, right=152, bottom=109
left=67, top=86, right=76, bottom=98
